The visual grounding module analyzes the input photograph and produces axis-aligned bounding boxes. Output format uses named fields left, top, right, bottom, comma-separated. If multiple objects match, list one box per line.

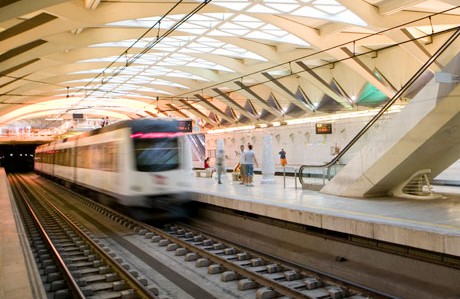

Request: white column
left=261, top=134, right=276, bottom=184
left=216, top=139, right=225, bottom=181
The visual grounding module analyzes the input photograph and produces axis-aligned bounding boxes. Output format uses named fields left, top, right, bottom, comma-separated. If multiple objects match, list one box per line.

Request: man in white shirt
left=242, top=144, right=258, bottom=186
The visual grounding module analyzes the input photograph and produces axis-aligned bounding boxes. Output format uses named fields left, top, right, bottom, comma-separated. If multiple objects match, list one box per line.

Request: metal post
left=283, top=166, right=286, bottom=188
left=322, top=167, right=325, bottom=185
left=294, top=167, right=297, bottom=189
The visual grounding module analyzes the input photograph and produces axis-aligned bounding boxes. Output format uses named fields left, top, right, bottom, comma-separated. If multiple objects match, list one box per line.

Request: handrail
left=298, top=27, right=460, bottom=186
left=280, top=166, right=298, bottom=189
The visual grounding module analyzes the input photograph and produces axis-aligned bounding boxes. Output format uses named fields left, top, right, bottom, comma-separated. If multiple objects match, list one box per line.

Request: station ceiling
left=0, top=0, right=459, bottom=132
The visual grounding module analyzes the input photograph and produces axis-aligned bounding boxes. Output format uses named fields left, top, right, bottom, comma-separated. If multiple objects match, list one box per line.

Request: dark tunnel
left=0, top=144, right=38, bottom=173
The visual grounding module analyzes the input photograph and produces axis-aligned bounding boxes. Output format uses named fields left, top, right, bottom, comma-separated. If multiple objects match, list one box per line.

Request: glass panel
left=133, top=138, right=179, bottom=172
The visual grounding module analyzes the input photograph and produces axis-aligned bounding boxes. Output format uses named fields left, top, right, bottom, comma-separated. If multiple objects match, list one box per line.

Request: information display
left=177, top=119, right=193, bottom=132
left=315, top=123, right=332, bottom=134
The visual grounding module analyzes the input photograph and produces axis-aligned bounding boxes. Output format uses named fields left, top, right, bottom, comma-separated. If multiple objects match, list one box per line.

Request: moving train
left=34, top=118, right=192, bottom=216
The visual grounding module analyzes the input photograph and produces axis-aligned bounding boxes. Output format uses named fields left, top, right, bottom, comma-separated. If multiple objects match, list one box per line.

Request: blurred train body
left=34, top=119, right=192, bottom=217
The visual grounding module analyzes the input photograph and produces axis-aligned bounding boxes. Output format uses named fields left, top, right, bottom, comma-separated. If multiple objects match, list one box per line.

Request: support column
left=261, top=135, right=276, bottom=184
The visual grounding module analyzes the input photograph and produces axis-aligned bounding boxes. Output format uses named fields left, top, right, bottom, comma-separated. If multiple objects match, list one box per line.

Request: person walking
left=279, top=148, right=287, bottom=167
left=216, top=149, right=225, bottom=184
left=243, top=144, right=258, bottom=186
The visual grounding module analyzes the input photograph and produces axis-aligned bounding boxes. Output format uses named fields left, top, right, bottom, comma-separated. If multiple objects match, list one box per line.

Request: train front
left=123, top=119, right=192, bottom=219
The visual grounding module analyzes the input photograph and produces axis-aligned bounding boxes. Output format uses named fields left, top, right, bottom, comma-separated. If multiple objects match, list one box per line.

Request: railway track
left=157, top=223, right=383, bottom=299
left=9, top=174, right=156, bottom=299
left=9, top=173, right=391, bottom=298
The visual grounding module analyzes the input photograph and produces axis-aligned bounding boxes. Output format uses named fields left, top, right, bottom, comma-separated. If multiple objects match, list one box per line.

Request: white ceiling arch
left=0, top=0, right=459, bottom=132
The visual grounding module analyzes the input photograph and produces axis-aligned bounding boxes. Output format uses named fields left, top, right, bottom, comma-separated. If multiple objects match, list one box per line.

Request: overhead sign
left=177, top=120, right=192, bottom=132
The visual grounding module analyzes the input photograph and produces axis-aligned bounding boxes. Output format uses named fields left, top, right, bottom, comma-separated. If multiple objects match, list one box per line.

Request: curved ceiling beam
left=0, top=0, right=69, bottom=23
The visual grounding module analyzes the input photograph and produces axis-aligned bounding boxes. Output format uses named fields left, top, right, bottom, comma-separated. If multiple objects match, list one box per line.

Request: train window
left=107, top=143, right=118, bottom=172
left=133, top=137, right=179, bottom=172
left=69, top=148, right=75, bottom=167
left=99, top=142, right=118, bottom=172
left=89, top=144, right=100, bottom=169
left=77, top=146, right=90, bottom=169
left=76, top=147, right=82, bottom=168
left=56, top=149, right=62, bottom=165
left=73, top=142, right=117, bottom=171
left=64, top=148, right=71, bottom=166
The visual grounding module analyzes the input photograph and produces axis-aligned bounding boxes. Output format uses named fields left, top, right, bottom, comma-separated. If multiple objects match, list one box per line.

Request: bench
left=195, top=169, right=213, bottom=178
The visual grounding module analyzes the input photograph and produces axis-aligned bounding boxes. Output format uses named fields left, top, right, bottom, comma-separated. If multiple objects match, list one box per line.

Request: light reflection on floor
left=187, top=172, right=460, bottom=232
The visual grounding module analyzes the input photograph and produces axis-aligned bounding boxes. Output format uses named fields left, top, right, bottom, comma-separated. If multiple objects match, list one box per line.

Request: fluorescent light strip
left=207, top=105, right=403, bottom=134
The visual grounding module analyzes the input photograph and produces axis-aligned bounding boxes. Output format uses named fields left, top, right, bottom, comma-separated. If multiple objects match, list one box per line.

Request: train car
left=35, top=119, right=192, bottom=215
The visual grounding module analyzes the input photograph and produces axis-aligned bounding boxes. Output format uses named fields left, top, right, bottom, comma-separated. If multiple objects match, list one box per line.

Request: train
left=34, top=118, right=193, bottom=217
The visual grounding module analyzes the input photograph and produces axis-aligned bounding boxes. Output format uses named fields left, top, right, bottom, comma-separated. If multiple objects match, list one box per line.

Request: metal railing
left=280, top=166, right=298, bottom=189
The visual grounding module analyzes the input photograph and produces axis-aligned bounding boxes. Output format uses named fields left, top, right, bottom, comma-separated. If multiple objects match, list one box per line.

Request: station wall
left=195, top=113, right=459, bottom=185
left=199, top=113, right=387, bottom=169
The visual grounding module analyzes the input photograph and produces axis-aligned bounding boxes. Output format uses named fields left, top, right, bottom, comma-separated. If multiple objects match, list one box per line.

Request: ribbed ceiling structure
left=0, top=0, right=459, bottom=132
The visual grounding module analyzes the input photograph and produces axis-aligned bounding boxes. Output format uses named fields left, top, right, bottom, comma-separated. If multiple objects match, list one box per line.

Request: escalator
left=299, top=27, right=460, bottom=199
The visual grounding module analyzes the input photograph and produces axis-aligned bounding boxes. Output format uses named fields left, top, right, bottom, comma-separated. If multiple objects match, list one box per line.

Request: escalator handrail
left=298, top=27, right=460, bottom=185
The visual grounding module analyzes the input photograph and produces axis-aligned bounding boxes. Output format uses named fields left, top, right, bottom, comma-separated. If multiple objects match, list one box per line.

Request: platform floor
left=188, top=172, right=460, bottom=257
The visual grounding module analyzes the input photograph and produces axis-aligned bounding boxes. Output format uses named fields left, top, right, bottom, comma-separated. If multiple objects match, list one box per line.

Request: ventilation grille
left=390, top=169, right=445, bottom=200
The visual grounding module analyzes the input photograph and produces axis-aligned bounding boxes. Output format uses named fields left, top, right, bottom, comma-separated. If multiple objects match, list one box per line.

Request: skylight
left=107, top=13, right=310, bottom=47
left=71, top=3, right=325, bottom=107
left=94, top=36, right=267, bottom=61
left=77, top=11, right=312, bottom=100
left=206, top=0, right=367, bottom=26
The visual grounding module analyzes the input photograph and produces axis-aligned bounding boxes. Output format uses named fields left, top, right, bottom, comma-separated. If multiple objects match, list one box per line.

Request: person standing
left=236, top=144, right=246, bottom=184
left=243, top=144, right=258, bottom=186
left=279, top=148, right=287, bottom=167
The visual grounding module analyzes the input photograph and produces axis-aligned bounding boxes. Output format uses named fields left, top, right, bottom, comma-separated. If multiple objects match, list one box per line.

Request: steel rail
left=13, top=174, right=157, bottom=299
left=9, top=174, right=86, bottom=298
